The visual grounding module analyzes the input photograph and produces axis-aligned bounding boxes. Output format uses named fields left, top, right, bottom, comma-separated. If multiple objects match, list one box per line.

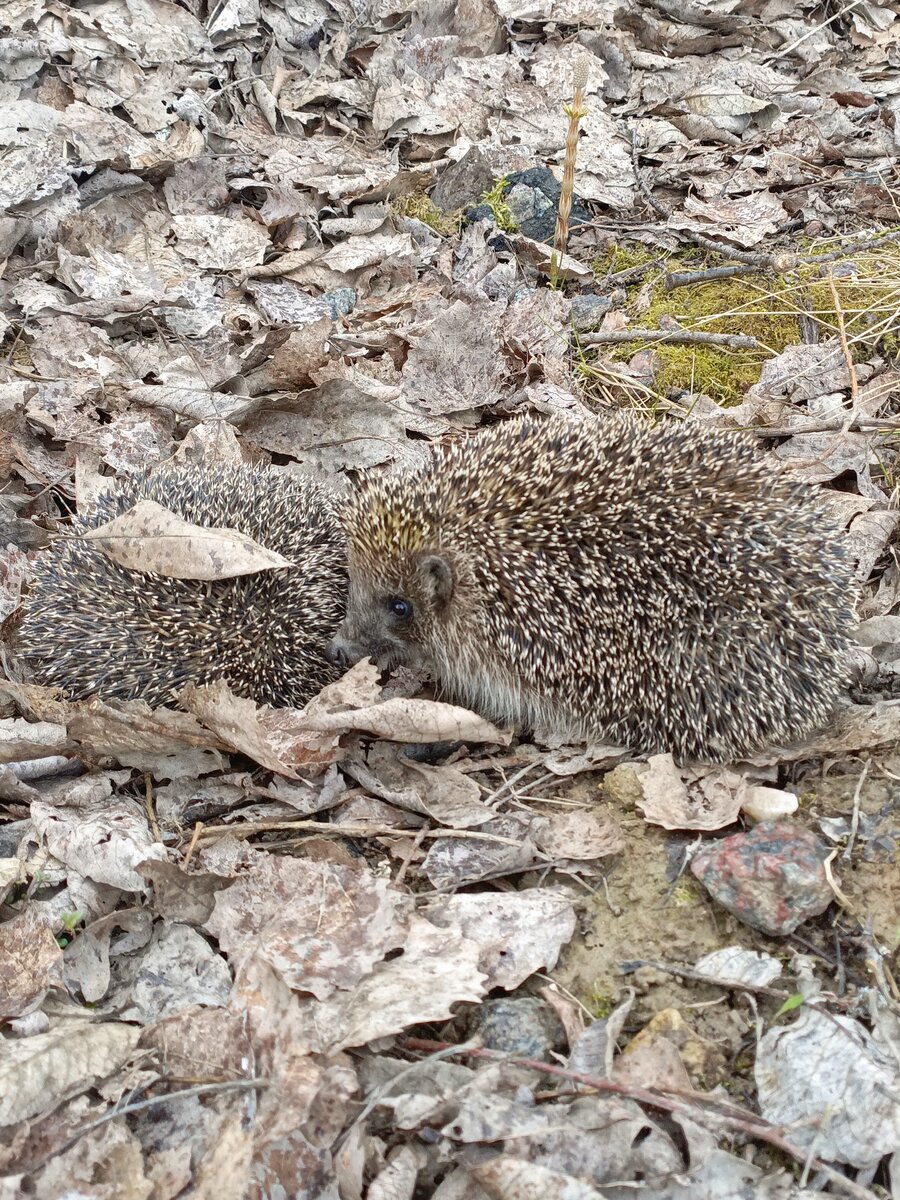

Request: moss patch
left=580, top=239, right=900, bottom=406
left=390, top=190, right=461, bottom=236
left=480, top=176, right=517, bottom=233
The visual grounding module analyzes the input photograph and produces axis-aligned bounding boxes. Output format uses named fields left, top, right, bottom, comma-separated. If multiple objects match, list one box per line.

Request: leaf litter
left=0, top=0, right=899, bottom=1196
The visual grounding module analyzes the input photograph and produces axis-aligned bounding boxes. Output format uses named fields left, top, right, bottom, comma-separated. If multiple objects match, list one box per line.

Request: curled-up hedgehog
left=17, top=463, right=347, bottom=709
left=328, top=413, right=856, bottom=762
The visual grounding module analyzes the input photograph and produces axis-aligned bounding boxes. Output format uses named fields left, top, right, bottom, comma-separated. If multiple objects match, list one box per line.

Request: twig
left=23, top=1079, right=268, bottom=1174
left=183, top=820, right=204, bottom=868
left=143, top=772, right=161, bottom=843
left=551, top=56, right=589, bottom=287
left=191, top=818, right=525, bottom=847
left=746, top=416, right=900, bottom=437
left=842, top=759, right=869, bottom=862
left=666, top=264, right=757, bottom=289
left=580, top=329, right=759, bottom=349
left=399, top=1038, right=881, bottom=1200
left=761, top=0, right=867, bottom=64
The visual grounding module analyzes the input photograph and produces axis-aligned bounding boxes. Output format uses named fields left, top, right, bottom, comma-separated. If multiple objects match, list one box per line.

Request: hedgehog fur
left=18, top=463, right=347, bottom=709
left=329, top=413, right=856, bottom=762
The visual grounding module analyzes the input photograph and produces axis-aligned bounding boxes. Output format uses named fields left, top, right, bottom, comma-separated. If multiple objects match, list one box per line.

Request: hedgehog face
left=327, top=549, right=458, bottom=675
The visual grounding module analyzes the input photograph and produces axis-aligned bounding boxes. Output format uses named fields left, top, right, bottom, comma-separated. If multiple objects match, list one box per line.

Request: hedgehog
left=327, top=412, right=857, bottom=762
left=17, top=463, right=347, bottom=709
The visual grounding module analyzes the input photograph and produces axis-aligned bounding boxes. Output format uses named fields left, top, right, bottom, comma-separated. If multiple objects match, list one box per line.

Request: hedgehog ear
left=418, top=553, right=454, bottom=610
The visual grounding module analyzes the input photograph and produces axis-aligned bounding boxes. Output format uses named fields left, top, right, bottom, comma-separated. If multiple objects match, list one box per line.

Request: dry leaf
left=83, top=498, right=295, bottom=580
left=635, top=755, right=745, bottom=831
left=0, top=1021, right=141, bottom=1126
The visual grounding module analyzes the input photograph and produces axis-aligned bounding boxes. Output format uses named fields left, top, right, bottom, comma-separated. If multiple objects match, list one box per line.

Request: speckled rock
left=462, top=997, right=566, bottom=1061
left=690, top=820, right=833, bottom=935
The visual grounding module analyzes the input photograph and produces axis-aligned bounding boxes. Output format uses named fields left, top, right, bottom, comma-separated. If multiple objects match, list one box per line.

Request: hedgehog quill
left=19, top=463, right=347, bottom=709
left=328, top=413, right=856, bottom=762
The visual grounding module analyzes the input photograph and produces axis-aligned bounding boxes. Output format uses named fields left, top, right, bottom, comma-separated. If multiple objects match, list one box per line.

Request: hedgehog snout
left=325, top=634, right=360, bottom=670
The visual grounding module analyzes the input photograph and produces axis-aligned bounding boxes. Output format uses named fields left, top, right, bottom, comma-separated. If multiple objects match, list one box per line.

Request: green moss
left=591, top=243, right=667, bottom=281
left=643, top=276, right=801, bottom=402
left=588, top=991, right=616, bottom=1018
left=390, top=190, right=460, bottom=236
left=579, top=239, right=900, bottom=406
left=671, top=882, right=698, bottom=905
left=480, top=176, right=517, bottom=233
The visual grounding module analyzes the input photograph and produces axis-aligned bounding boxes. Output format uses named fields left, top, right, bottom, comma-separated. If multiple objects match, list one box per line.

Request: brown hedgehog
left=327, top=413, right=856, bottom=762
left=17, top=463, right=347, bottom=709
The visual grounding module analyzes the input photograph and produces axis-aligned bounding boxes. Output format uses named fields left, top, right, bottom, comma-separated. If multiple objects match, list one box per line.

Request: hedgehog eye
left=387, top=596, right=413, bottom=621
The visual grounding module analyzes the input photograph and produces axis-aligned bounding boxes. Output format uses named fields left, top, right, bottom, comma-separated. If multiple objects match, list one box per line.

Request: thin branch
left=399, top=1038, right=880, bottom=1200
left=191, top=818, right=525, bottom=847
left=23, top=1079, right=268, bottom=1174
left=580, top=329, right=759, bottom=349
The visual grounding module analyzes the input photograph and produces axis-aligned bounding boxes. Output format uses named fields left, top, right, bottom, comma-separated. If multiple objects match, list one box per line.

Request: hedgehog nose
left=326, top=637, right=353, bottom=670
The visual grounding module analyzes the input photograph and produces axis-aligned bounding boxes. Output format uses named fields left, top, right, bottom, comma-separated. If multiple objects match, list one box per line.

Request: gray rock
left=571, top=294, right=613, bottom=331
left=505, top=182, right=558, bottom=242
left=322, top=288, right=356, bottom=318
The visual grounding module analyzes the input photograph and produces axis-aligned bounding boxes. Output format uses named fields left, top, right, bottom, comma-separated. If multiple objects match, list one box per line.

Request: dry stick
left=747, top=415, right=900, bottom=437
left=143, top=771, right=161, bottom=843
left=190, top=818, right=525, bottom=847
left=182, top=820, right=205, bottom=868
left=580, top=329, right=759, bottom=349
left=842, top=759, right=869, bottom=863
left=399, top=1038, right=880, bottom=1200
left=23, top=1079, right=268, bottom=1175
left=550, top=56, right=589, bottom=287
left=666, top=227, right=900, bottom=289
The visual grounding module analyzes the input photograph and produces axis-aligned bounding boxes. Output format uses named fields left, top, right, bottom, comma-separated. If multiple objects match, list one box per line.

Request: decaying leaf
left=82, top=499, right=295, bottom=580
left=0, top=1021, right=141, bottom=1127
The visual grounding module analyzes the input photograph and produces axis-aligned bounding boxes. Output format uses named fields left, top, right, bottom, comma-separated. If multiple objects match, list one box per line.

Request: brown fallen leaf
left=635, top=755, right=745, bottom=831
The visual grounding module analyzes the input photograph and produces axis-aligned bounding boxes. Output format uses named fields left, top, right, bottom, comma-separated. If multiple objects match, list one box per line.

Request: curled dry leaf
left=635, top=755, right=745, bottom=831
left=293, top=914, right=488, bottom=1054
left=82, top=498, right=295, bottom=580
left=65, top=697, right=226, bottom=780
left=422, top=814, right=539, bottom=890
left=756, top=1004, right=900, bottom=1169
left=203, top=848, right=411, bottom=1000
left=426, top=890, right=577, bottom=990
left=343, top=742, right=491, bottom=828
left=533, top=810, right=624, bottom=861
left=64, top=907, right=154, bottom=1004
left=750, top=699, right=900, bottom=764
left=30, top=798, right=167, bottom=892
left=303, top=694, right=508, bottom=746
left=0, top=718, right=69, bottom=765
left=694, top=946, right=783, bottom=988
left=180, top=680, right=298, bottom=777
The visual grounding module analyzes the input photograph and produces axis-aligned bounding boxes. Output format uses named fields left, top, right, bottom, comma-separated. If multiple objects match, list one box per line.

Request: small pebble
left=462, top=997, right=566, bottom=1062
left=570, top=294, right=614, bottom=331
left=690, top=820, right=833, bottom=935
left=740, top=786, right=799, bottom=823
left=321, top=287, right=356, bottom=318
